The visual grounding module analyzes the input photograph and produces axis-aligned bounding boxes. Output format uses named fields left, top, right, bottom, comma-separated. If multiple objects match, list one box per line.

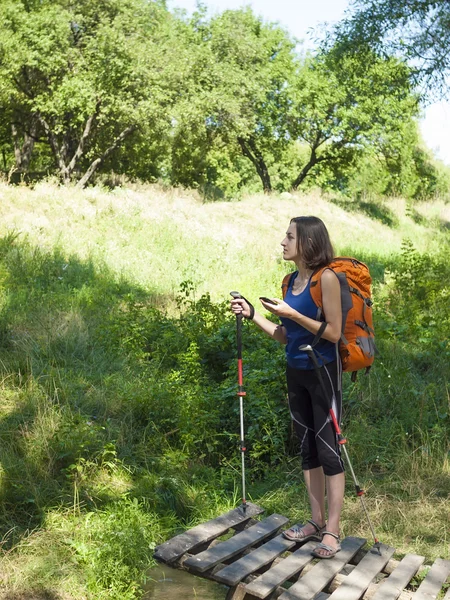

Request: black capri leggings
left=286, top=359, right=344, bottom=476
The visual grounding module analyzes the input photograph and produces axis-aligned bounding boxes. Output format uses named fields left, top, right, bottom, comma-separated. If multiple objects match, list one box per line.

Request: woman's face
left=281, top=222, right=299, bottom=262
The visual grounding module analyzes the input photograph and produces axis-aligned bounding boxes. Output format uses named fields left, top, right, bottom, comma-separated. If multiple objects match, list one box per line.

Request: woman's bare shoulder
left=320, top=267, right=339, bottom=284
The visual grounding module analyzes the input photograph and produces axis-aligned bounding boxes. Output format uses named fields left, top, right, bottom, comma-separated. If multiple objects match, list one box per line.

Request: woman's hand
left=259, top=298, right=296, bottom=319
left=230, top=297, right=252, bottom=319
left=230, top=296, right=288, bottom=343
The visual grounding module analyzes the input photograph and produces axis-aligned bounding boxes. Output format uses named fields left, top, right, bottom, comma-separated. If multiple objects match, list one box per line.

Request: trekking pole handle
left=230, top=291, right=255, bottom=321
left=230, top=291, right=243, bottom=321
left=230, top=291, right=245, bottom=394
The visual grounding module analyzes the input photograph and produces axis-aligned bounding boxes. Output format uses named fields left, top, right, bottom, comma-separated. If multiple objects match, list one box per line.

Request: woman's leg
left=286, top=466, right=326, bottom=539
left=303, top=466, right=326, bottom=529
left=310, top=360, right=345, bottom=556
left=313, top=472, right=345, bottom=556
left=285, top=366, right=327, bottom=539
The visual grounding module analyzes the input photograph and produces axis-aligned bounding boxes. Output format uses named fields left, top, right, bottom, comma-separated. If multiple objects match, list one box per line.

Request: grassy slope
left=0, top=182, right=449, bottom=599
left=1, top=181, right=448, bottom=302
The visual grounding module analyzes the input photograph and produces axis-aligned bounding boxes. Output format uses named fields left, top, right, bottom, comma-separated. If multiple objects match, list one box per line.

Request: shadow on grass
left=330, top=196, right=399, bottom=227
left=406, top=205, right=450, bottom=232
left=0, top=232, right=173, bottom=545
left=2, top=592, right=63, bottom=600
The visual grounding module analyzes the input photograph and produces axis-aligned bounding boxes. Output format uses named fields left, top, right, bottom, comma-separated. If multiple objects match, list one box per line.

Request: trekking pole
left=230, top=291, right=247, bottom=511
left=300, top=344, right=381, bottom=551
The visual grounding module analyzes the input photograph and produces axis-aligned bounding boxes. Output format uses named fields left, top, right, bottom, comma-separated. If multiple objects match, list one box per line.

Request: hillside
left=0, top=182, right=449, bottom=600
left=0, top=182, right=449, bottom=302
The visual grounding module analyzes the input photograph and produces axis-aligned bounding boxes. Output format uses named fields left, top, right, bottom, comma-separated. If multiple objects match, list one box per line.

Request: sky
left=168, top=0, right=450, bottom=166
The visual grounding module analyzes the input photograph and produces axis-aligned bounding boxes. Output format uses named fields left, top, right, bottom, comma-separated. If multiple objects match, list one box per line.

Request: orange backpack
left=281, top=257, right=375, bottom=379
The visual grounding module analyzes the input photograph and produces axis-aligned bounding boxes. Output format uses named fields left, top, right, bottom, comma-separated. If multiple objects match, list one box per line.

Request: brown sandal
left=311, top=531, right=341, bottom=559
left=282, top=519, right=325, bottom=542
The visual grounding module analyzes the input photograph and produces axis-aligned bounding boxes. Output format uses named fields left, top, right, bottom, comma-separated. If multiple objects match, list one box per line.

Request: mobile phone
left=259, top=296, right=277, bottom=305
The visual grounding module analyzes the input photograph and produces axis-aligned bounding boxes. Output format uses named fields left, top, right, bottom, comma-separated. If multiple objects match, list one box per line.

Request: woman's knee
left=317, top=448, right=344, bottom=476
left=302, top=456, right=322, bottom=471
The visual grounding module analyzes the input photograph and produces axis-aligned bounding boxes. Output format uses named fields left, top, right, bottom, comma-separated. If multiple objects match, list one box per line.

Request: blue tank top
left=280, top=272, right=337, bottom=370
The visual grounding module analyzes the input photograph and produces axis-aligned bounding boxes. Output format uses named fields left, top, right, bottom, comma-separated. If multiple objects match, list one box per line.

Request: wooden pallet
left=153, top=504, right=450, bottom=600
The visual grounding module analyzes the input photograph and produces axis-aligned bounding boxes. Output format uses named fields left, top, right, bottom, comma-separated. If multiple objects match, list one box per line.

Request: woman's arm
left=259, top=269, right=342, bottom=343
left=230, top=298, right=287, bottom=344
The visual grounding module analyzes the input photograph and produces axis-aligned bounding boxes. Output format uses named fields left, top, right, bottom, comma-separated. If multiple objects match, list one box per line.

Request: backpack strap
left=311, top=321, right=328, bottom=347
left=281, top=272, right=297, bottom=299
left=309, top=266, right=327, bottom=311
left=351, top=365, right=372, bottom=382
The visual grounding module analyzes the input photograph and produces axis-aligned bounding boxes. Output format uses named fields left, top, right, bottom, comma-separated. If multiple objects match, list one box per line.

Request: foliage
left=285, top=51, right=421, bottom=191
left=326, top=0, right=450, bottom=95
left=0, top=1, right=448, bottom=197
left=0, top=0, right=178, bottom=185
left=169, top=7, right=296, bottom=195
left=341, top=123, right=450, bottom=200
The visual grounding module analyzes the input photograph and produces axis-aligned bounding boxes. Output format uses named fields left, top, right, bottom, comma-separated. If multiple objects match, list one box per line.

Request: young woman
left=230, top=216, right=344, bottom=559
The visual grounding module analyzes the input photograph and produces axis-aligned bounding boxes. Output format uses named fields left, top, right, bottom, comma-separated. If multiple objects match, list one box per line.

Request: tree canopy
left=0, top=0, right=448, bottom=198
left=327, top=0, right=450, bottom=96
left=0, top=0, right=178, bottom=185
left=286, top=51, right=418, bottom=189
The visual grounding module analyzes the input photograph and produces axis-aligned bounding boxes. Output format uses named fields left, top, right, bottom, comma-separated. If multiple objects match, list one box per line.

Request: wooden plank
left=244, top=540, right=318, bottom=599
left=327, top=543, right=395, bottom=600
left=278, top=536, right=367, bottom=600
left=213, top=533, right=296, bottom=586
left=371, top=554, right=425, bottom=600
left=153, top=502, right=264, bottom=563
left=412, top=558, right=450, bottom=600
left=184, top=514, right=289, bottom=573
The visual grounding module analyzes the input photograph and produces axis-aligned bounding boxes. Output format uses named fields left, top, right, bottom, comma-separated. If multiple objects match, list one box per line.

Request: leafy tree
left=339, top=121, right=449, bottom=200
left=286, top=51, right=420, bottom=190
left=170, top=12, right=428, bottom=197
left=0, top=0, right=178, bottom=185
left=0, top=1, right=444, bottom=197
left=327, top=0, right=450, bottom=95
left=170, top=8, right=296, bottom=194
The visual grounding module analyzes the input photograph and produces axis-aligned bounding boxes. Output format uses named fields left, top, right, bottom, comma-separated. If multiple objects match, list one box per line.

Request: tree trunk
left=11, top=121, right=37, bottom=172
left=291, top=136, right=348, bottom=190
left=291, top=149, right=319, bottom=190
left=38, top=102, right=102, bottom=184
left=237, top=136, right=272, bottom=193
left=66, top=101, right=101, bottom=175
left=76, top=125, right=136, bottom=188
left=291, top=129, right=328, bottom=190
left=38, top=115, right=70, bottom=182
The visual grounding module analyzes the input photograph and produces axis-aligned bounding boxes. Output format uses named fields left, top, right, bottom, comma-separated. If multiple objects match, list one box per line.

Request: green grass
left=1, top=181, right=449, bottom=303
left=0, top=181, right=449, bottom=599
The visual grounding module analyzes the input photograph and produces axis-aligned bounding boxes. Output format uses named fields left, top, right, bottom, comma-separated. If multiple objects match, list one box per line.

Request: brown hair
left=290, top=216, right=334, bottom=269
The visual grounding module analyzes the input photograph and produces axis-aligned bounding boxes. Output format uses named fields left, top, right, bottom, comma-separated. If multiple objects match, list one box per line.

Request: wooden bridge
left=154, top=503, right=450, bottom=600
